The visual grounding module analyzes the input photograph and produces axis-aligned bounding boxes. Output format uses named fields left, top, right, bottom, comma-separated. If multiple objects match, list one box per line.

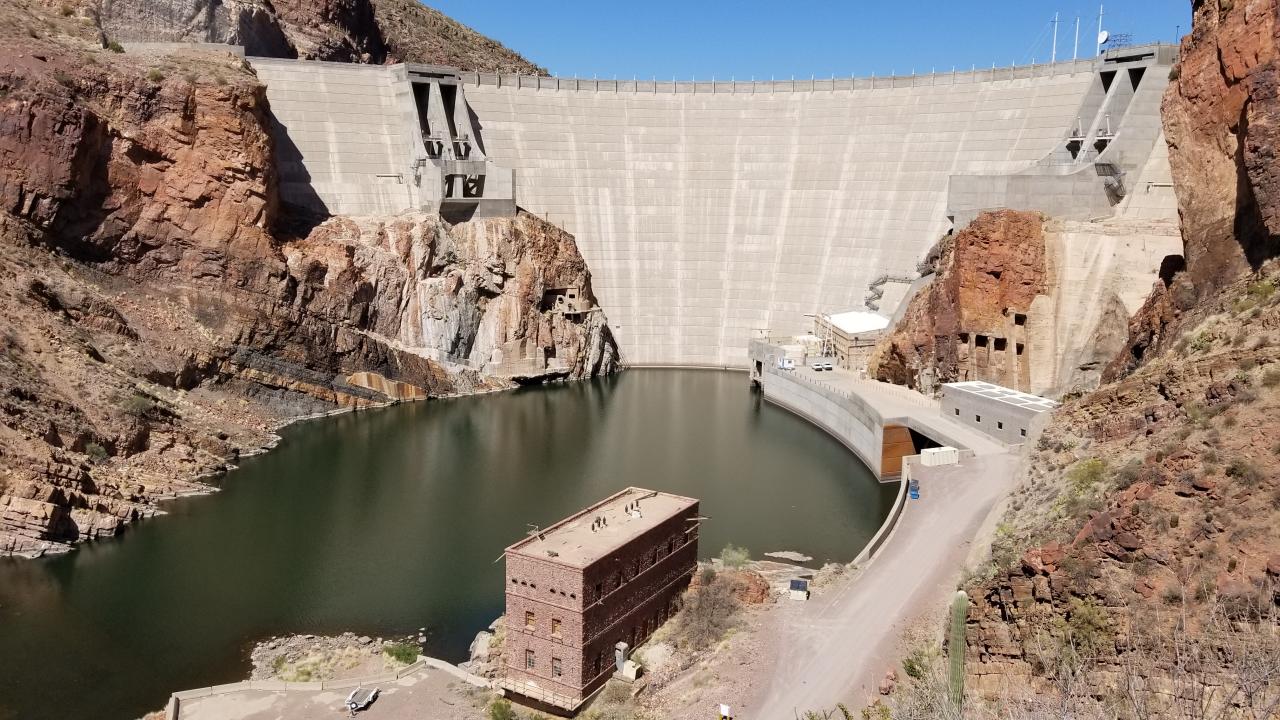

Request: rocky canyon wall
left=948, top=3, right=1280, bottom=715
left=94, top=0, right=547, bottom=72
left=1109, top=0, right=1280, bottom=378
left=0, top=11, right=613, bottom=555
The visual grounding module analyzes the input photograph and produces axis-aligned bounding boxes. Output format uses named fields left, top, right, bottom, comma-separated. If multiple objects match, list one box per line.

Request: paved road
left=749, top=452, right=1019, bottom=718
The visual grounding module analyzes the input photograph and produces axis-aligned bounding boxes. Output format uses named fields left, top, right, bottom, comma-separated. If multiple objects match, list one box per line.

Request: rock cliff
left=1108, top=0, right=1280, bottom=378
left=946, top=2, right=1280, bottom=715
left=0, top=13, right=612, bottom=555
left=94, top=0, right=548, bottom=72
left=868, top=210, right=1047, bottom=393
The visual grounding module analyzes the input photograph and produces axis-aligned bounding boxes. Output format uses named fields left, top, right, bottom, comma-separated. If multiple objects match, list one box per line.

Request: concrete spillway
left=251, top=48, right=1175, bottom=368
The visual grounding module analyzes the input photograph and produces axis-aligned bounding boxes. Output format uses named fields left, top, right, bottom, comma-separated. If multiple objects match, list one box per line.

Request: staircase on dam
left=946, top=44, right=1178, bottom=228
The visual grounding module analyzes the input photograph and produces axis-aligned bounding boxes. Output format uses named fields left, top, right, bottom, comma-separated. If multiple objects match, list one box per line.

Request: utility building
left=940, top=381, right=1058, bottom=444
left=499, top=488, right=700, bottom=711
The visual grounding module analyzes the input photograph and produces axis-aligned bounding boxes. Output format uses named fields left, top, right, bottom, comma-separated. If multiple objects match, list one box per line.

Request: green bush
left=488, top=698, right=516, bottom=720
left=1066, top=458, right=1105, bottom=495
left=718, top=543, right=749, bottom=568
left=120, top=392, right=155, bottom=417
left=85, top=442, right=109, bottom=463
left=383, top=641, right=418, bottom=664
left=147, top=68, right=166, bottom=83
left=106, top=40, right=124, bottom=53
left=1225, top=459, right=1262, bottom=485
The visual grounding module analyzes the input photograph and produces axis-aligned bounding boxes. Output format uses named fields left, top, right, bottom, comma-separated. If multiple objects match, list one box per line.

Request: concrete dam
left=252, top=45, right=1176, bottom=367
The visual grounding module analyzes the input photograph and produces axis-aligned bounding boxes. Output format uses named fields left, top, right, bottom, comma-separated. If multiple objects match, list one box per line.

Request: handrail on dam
left=468, top=57, right=1099, bottom=95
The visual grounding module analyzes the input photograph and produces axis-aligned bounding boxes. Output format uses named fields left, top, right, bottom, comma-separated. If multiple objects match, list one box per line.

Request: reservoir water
left=0, top=369, right=894, bottom=720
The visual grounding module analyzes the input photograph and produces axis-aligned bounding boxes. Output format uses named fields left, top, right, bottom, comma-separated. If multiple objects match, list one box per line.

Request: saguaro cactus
left=948, top=590, right=969, bottom=708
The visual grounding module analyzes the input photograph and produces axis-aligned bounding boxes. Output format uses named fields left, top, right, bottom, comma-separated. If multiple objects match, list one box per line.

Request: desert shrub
left=1263, top=368, right=1280, bottom=387
left=147, top=68, right=165, bottom=83
left=1112, top=459, right=1142, bottom=489
left=1067, top=458, right=1105, bottom=494
left=383, top=641, right=418, bottom=664
left=1169, top=514, right=1180, bottom=529
left=1231, top=329, right=1249, bottom=346
left=1189, top=332, right=1212, bottom=353
left=488, top=698, right=516, bottom=720
left=719, top=543, right=749, bottom=568
left=673, top=568, right=739, bottom=651
left=902, top=647, right=930, bottom=680
left=85, top=442, right=109, bottom=463
left=60, top=4, right=73, bottom=16
left=1247, top=278, right=1276, bottom=302
left=1239, top=358, right=1258, bottom=372
left=1225, top=459, right=1262, bottom=485
left=106, top=40, right=124, bottom=53
left=119, top=392, right=155, bottom=417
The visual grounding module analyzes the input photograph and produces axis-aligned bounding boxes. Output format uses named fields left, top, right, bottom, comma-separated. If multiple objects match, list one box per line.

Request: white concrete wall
left=252, top=59, right=426, bottom=216
left=466, top=65, right=1097, bottom=366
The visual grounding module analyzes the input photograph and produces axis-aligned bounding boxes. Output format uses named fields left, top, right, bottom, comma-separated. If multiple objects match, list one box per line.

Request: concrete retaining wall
left=760, top=367, right=887, bottom=476
left=464, top=62, right=1098, bottom=366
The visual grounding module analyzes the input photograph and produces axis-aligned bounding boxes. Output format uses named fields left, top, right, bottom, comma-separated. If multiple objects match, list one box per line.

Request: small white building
left=940, top=381, right=1058, bottom=444
left=814, top=311, right=890, bottom=371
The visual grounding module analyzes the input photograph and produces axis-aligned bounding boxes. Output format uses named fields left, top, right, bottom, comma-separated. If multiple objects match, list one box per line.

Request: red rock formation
left=868, top=210, right=1045, bottom=392
left=1109, top=0, right=1280, bottom=379
left=0, top=28, right=611, bottom=555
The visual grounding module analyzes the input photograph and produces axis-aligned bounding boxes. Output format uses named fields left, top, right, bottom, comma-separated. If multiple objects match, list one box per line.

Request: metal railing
left=468, top=58, right=1097, bottom=95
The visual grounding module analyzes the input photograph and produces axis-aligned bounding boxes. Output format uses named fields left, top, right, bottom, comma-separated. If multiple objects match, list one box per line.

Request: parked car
left=821, top=360, right=834, bottom=371
left=810, top=361, right=824, bottom=371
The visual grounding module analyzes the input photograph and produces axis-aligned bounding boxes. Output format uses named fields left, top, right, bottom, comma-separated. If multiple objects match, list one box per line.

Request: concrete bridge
left=249, top=45, right=1176, bottom=369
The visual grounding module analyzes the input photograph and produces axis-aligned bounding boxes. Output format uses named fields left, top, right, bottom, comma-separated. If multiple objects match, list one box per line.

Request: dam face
left=251, top=49, right=1174, bottom=367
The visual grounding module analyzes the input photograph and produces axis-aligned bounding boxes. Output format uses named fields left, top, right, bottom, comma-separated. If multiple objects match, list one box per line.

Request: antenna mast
left=1096, top=4, right=1105, bottom=56
left=1051, top=12, right=1060, bottom=63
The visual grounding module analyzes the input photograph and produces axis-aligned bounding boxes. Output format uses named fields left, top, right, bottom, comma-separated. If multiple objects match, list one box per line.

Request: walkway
left=749, top=453, right=1018, bottom=717
left=747, top=367, right=1018, bottom=717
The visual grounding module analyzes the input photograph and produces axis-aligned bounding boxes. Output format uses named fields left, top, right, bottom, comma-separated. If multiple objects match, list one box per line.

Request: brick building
left=498, top=487, right=700, bottom=711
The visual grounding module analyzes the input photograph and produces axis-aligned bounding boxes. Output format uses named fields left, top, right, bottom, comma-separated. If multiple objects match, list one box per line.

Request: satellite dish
left=1097, top=30, right=1110, bottom=45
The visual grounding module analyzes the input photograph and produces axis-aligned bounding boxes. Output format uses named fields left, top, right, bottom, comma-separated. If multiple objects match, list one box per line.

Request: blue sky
left=428, top=1, right=1190, bottom=79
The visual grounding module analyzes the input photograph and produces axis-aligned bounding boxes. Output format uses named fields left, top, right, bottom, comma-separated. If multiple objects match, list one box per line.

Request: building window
left=525, top=611, right=535, bottom=630
left=1021, top=428, right=1027, bottom=437
left=552, top=618, right=562, bottom=638
left=997, top=421, right=1004, bottom=429
left=552, top=657, right=563, bottom=677
left=594, top=582, right=603, bottom=600
left=593, top=652, right=602, bottom=677
left=954, top=408, right=959, bottom=416
left=525, top=649, right=535, bottom=670
left=975, top=415, right=982, bottom=423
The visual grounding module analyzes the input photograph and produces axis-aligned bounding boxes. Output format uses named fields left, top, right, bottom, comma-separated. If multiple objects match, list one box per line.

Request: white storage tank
left=920, top=446, right=960, bottom=467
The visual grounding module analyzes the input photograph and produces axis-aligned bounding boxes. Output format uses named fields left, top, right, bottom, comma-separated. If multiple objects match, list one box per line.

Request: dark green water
left=0, top=369, right=892, bottom=720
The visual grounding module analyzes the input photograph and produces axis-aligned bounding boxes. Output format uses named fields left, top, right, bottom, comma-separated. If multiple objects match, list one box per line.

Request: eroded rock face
left=1164, top=0, right=1280, bottom=286
left=868, top=210, right=1046, bottom=393
left=0, top=36, right=613, bottom=555
left=1110, top=0, right=1280, bottom=379
left=95, top=0, right=548, bottom=72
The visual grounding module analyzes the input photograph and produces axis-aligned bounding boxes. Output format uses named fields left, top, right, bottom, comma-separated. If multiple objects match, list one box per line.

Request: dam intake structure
left=249, top=44, right=1177, bottom=368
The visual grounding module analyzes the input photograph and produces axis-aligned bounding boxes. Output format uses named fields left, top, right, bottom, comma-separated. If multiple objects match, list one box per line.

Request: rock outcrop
left=1109, top=0, right=1280, bottom=379
left=868, top=210, right=1046, bottom=393
left=954, top=3, right=1280, bottom=714
left=95, top=0, right=548, bottom=72
left=0, top=19, right=612, bottom=555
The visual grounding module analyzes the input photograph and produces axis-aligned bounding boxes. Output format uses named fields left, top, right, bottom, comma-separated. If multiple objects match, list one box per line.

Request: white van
left=779, top=358, right=795, bottom=371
